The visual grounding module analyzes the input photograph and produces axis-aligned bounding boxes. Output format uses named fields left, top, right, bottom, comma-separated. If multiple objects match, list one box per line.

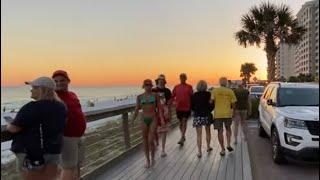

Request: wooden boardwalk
left=94, top=120, right=253, bottom=180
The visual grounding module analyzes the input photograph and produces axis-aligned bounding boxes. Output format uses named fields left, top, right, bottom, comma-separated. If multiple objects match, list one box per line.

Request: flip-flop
left=207, top=147, right=213, bottom=152
left=197, top=153, right=202, bottom=158
left=227, top=146, right=234, bottom=152
left=220, top=150, right=226, bottom=156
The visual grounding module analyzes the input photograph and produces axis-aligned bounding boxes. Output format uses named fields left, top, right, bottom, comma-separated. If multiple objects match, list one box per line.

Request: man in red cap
left=52, top=70, right=86, bottom=180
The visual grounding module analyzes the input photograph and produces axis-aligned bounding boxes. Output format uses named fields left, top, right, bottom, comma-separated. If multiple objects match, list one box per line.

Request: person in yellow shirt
left=210, top=77, right=237, bottom=156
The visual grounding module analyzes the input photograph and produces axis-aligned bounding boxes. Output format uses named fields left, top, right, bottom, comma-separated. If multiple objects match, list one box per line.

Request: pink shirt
left=172, top=83, right=193, bottom=111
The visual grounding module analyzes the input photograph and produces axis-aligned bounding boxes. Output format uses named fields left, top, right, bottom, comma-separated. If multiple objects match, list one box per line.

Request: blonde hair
left=38, top=87, right=63, bottom=102
left=196, top=80, right=207, bottom=92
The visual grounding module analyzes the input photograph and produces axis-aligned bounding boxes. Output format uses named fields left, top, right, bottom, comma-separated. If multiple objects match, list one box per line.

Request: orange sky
left=1, top=0, right=306, bottom=87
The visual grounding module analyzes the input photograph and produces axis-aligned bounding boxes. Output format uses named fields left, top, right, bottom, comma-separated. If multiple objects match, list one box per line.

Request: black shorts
left=176, top=110, right=191, bottom=120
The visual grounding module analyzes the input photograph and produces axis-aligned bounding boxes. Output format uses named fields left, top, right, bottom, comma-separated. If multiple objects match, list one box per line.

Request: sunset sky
left=1, top=0, right=308, bottom=87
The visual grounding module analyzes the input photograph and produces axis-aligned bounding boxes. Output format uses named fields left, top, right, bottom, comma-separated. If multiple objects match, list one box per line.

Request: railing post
left=122, top=112, right=131, bottom=150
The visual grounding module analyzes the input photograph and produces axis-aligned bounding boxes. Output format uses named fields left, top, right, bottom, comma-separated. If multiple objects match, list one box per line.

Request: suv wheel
left=271, top=128, right=287, bottom=164
left=258, top=120, right=267, bottom=138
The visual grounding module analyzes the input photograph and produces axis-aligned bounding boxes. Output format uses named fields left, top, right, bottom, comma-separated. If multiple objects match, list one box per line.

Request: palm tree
left=240, top=63, right=258, bottom=84
left=253, top=76, right=258, bottom=83
left=235, top=2, right=306, bottom=81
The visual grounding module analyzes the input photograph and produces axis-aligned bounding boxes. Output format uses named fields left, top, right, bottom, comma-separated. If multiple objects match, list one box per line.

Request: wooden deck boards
left=94, top=120, right=253, bottom=180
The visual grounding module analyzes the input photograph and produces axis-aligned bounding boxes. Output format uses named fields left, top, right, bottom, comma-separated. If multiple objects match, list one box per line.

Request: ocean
left=1, top=86, right=145, bottom=125
left=1, top=86, right=143, bottom=112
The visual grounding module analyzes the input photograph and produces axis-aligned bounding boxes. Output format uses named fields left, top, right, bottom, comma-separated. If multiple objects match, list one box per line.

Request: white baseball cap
left=25, top=76, right=56, bottom=90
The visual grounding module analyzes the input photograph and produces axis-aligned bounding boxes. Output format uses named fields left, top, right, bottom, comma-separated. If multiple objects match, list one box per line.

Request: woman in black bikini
left=131, top=79, right=160, bottom=168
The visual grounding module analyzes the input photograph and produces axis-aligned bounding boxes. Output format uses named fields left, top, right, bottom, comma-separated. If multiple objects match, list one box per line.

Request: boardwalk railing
left=1, top=104, right=179, bottom=180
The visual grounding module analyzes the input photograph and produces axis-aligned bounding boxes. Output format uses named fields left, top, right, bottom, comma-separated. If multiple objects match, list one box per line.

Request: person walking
left=172, top=73, right=193, bottom=146
left=52, top=70, right=87, bottom=180
left=191, top=80, right=214, bottom=158
left=7, top=77, right=67, bottom=180
left=131, top=79, right=159, bottom=168
left=233, top=84, right=250, bottom=144
left=152, top=74, right=172, bottom=157
left=210, top=77, right=237, bottom=156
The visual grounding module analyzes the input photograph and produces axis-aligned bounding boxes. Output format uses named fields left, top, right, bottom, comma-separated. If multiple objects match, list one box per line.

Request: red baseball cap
left=52, top=70, right=70, bottom=80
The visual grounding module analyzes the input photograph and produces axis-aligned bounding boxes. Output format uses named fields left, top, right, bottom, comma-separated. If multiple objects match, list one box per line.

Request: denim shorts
left=15, top=153, right=60, bottom=172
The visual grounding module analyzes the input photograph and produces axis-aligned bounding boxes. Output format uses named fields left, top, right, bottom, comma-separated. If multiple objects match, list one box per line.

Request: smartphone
left=4, top=116, right=14, bottom=123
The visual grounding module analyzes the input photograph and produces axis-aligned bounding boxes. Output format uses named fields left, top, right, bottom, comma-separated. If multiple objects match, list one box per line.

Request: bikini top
left=140, top=94, right=156, bottom=106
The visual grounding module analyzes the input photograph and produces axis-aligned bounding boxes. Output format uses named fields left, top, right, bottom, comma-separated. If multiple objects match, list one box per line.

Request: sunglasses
left=144, top=84, right=152, bottom=87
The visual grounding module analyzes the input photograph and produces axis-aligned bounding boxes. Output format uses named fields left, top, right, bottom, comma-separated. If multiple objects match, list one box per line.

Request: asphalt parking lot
left=245, top=120, right=319, bottom=180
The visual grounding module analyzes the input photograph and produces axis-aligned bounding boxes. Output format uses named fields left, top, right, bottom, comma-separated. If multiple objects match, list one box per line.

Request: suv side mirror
left=267, top=99, right=274, bottom=106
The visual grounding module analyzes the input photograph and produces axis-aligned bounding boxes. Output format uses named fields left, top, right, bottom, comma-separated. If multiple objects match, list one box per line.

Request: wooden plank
left=92, top=119, right=254, bottom=180
left=139, top=122, right=197, bottom=180
left=226, top=150, right=236, bottom=180
left=190, top=130, right=219, bottom=180
left=136, top=120, right=195, bottom=180
left=160, top=122, right=198, bottom=180
left=117, top=120, right=188, bottom=180
left=234, top=131, right=243, bottom=180
left=170, top=140, right=198, bottom=180
left=242, top=141, right=253, bottom=180
left=199, top=134, right=219, bottom=180
left=216, top=154, right=228, bottom=180
left=130, top=124, right=192, bottom=180
left=180, top=150, right=202, bottom=179
left=94, top=148, right=144, bottom=180
left=154, top=139, right=195, bottom=180
left=96, top=116, right=181, bottom=180
left=207, top=143, right=223, bottom=180
left=224, top=127, right=237, bottom=180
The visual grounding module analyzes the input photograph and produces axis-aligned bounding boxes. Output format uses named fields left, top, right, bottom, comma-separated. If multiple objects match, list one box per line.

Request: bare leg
left=196, top=127, right=202, bottom=156
left=154, top=125, right=159, bottom=147
left=179, top=119, right=183, bottom=134
left=61, top=168, right=78, bottom=180
left=182, top=118, right=187, bottom=139
left=217, top=129, right=225, bottom=151
left=142, top=123, right=150, bottom=168
left=161, top=132, right=167, bottom=156
left=241, top=112, right=247, bottom=141
left=226, top=125, right=232, bottom=147
left=205, top=125, right=212, bottom=150
left=43, top=165, right=59, bottom=180
left=149, top=121, right=156, bottom=166
left=22, top=165, right=59, bottom=180
left=233, top=113, right=240, bottom=144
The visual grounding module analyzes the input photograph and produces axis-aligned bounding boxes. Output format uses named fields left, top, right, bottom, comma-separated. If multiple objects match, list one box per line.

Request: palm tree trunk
left=265, top=35, right=277, bottom=82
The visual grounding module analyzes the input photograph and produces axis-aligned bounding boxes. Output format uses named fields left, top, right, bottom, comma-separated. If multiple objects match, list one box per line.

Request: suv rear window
left=250, top=86, right=265, bottom=93
left=278, top=88, right=319, bottom=106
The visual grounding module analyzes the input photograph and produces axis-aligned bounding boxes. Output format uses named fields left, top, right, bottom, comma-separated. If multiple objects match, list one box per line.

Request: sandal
left=220, top=150, right=226, bottom=156
left=197, top=153, right=202, bottom=158
left=227, top=146, right=234, bottom=152
left=207, top=147, right=213, bottom=152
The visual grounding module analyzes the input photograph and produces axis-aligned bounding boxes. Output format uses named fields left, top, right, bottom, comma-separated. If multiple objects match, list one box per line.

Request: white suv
left=258, top=82, right=319, bottom=164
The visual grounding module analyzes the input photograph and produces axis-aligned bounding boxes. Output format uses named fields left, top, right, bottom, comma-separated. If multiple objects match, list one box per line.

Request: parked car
left=249, top=85, right=265, bottom=99
left=258, top=82, right=319, bottom=164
